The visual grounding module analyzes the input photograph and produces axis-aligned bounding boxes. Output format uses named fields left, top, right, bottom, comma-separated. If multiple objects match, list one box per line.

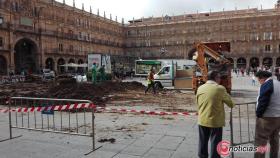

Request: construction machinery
left=188, top=42, right=232, bottom=93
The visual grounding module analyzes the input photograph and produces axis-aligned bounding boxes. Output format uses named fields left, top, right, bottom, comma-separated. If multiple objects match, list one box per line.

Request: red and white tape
left=96, top=107, right=198, bottom=116
left=0, top=104, right=197, bottom=116
left=0, top=103, right=95, bottom=113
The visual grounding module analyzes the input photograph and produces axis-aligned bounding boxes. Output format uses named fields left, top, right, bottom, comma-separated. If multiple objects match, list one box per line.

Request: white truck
left=135, top=59, right=194, bottom=76
left=153, top=60, right=195, bottom=89
left=135, top=60, right=162, bottom=76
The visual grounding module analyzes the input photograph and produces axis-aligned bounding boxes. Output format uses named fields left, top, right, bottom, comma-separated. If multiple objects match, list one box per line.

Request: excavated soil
left=0, top=81, right=196, bottom=110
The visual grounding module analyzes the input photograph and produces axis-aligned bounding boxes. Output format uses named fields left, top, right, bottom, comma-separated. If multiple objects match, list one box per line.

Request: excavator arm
left=189, top=42, right=232, bottom=93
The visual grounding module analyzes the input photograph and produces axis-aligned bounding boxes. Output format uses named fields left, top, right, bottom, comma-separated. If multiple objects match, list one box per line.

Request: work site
left=1, top=0, right=280, bottom=158
left=0, top=42, right=265, bottom=158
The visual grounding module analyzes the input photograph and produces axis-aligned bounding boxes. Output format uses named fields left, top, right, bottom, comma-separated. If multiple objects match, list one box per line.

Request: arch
left=78, top=59, right=84, bottom=64
left=68, top=58, right=75, bottom=72
left=14, top=38, right=38, bottom=74
left=237, top=57, right=246, bottom=69
left=276, top=57, right=280, bottom=67
left=0, top=55, right=7, bottom=75
left=45, top=58, right=54, bottom=70
left=250, top=57, right=260, bottom=68
left=57, top=58, right=65, bottom=73
left=227, top=58, right=234, bottom=68
left=263, top=57, right=273, bottom=68
left=68, top=58, right=75, bottom=63
left=77, top=59, right=85, bottom=73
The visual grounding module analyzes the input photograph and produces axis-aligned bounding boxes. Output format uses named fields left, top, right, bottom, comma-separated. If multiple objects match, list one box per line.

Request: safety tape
left=0, top=103, right=95, bottom=113
left=96, top=107, right=198, bottom=116
left=0, top=104, right=197, bottom=116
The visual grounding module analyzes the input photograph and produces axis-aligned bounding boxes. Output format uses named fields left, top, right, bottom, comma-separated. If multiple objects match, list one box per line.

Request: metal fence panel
left=230, top=102, right=256, bottom=158
left=0, top=97, right=98, bottom=155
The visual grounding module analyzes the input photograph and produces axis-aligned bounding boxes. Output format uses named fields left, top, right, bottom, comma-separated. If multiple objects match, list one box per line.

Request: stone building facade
left=1, top=0, right=280, bottom=75
left=0, top=0, right=125, bottom=75
left=125, top=1, right=280, bottom=70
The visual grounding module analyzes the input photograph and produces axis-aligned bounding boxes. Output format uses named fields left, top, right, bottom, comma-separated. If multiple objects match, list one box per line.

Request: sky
left=55, top=0, right=277, bottom=22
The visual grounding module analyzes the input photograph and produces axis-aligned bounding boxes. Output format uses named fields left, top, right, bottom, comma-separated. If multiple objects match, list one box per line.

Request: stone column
left=9, top=50, right=15, bottom=73
left=259, top=57, right=263, bottom=69
left=53, top=59, right=57, bottom=72
left=233, top=57, right=237, bottom=69
left=246, top=57, right=250, bottom=69
left=272, top=57, right=277, bottom=68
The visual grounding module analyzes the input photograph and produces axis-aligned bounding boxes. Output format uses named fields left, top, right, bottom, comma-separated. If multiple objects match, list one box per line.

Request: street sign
left=41, top=102, right=54, bottom=115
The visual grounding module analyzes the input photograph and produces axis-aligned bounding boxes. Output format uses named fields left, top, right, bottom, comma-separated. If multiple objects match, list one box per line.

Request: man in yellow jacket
left=196, top=70, right=234, bottom=158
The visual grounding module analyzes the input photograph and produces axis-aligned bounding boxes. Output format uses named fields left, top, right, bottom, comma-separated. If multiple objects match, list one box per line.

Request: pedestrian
left=99, top=65, right=105, bottom=81
left=234, top=68, right=237, bottom=76
left=196, top=70, right=234, bottom=158
left=254, top=70, right=280, bottom=158
left=252, top=75, right=256, bottom=86
left=91, top=63, right=97, bottom=84
left=241, top=67, right=245, bottom=77
left=144, top=68, right=156, bottom=94
left=275, top=67, right=280, bottom=81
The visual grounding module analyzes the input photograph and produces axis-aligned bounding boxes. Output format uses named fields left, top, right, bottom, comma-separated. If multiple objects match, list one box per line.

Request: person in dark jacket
left=254, top=70, right=280, bottom=158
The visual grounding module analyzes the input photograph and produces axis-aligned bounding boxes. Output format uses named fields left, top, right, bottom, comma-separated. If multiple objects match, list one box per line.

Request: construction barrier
left=230, top=102, right=256, bottom=158
left=0, top=97, right=98, bottom=155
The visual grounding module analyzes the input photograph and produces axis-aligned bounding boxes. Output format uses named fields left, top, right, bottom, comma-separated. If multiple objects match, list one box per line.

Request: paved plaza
left=0, top=75, right=268, bottom=158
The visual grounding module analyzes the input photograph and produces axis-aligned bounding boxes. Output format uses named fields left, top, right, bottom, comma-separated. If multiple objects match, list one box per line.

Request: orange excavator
left=188, top=42, right=232, bottom=93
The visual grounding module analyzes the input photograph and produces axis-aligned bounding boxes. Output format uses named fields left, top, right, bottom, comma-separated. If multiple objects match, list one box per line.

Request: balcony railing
left=0, top=23, right=123, bottom=46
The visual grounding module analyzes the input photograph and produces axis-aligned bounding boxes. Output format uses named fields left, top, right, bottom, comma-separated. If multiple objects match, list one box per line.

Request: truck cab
left=154, top=62, right=194, bottom=89
left=154, top=65, right=174, bottom=87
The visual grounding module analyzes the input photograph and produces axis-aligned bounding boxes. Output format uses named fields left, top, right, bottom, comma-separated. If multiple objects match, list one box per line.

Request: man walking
left=144, top=68, right=156, bottom=94
left=196, top=70, right=234, bottom=158
left=254, top=70, right=280, bottom=158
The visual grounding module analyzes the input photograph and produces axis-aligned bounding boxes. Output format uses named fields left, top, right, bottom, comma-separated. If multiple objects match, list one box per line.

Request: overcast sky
left=55, top=0, right=277, bottom=22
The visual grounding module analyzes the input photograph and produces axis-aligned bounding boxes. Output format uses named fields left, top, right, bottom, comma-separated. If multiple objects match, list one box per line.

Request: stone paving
left=0, top=75, right=269, bottom=158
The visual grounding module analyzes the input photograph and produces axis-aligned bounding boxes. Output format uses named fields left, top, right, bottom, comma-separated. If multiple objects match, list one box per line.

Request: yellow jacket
left=196, top=81, right=234, bottom=128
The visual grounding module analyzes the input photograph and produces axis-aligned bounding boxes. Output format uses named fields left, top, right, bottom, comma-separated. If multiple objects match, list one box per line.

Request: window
left=87, top=34, right=90, bottom=41
left=59, top=43, right=63, bottom=51
left=0, top=17, right=3, bottom=24
left=0, top=37, right=3, bottom=47
left=264, top=32, right=272, bottom=40
left=159, top=67, right=170, bottom=75
left=250, top=33, right=259, bottom=41
left=265, top=45, right=271, bottom=52
left=69, top=45, right=73, bottom=52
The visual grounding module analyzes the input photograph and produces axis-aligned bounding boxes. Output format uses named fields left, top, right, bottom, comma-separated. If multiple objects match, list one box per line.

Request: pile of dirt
left=0, top=82, right=50, bottom=97
left=41, top=81, right=145, bottom=105
left=0, top=81, right=145, bottom=106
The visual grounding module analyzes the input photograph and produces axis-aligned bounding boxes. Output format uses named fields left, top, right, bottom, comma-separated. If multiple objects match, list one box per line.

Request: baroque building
left=1, top=0, right=280, bottom=75
left=125, top=1, right=280, bottom=70
left=0, top=0, right=125, bottom=75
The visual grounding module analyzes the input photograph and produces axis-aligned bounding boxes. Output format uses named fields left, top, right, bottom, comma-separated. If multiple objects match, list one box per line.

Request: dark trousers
left=198, top=125, right=223, bottom=158
left=254, top=117, right=280, bottom=158
left=145, top=82, right=156, bottom=94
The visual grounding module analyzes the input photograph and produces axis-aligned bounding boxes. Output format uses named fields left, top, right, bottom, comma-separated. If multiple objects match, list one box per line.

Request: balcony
left=0, top=23, right=9, bottom=30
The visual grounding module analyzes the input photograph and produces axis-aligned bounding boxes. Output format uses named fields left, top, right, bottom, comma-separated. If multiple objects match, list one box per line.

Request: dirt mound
left=42, top=81, right=145, bottom=105
left=0, top=81, right=145, bottom=105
